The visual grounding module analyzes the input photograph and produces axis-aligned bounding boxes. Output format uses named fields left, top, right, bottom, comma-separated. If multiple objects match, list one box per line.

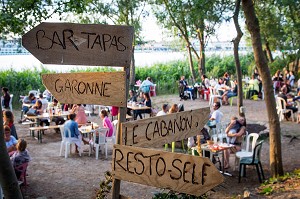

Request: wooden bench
left=29, top=125, right=60, bottom=143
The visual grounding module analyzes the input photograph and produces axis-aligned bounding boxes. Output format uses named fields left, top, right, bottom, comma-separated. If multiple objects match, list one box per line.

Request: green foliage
left=152, top=190, right=207, bottom=199
left=268, top=58, right=287, bottom=76
left=95, top=171, right=112, bottom=199
left=258, top=169, right=300, bottom=196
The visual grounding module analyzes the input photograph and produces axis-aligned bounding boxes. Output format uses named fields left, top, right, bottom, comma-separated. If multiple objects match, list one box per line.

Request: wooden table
left=29, top=125, right=61, bottom=143
left=127, top=105, right=151, bottom=110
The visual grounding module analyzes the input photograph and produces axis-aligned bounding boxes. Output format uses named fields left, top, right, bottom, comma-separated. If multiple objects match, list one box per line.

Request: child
left=10, top=139, right=31, bottom=179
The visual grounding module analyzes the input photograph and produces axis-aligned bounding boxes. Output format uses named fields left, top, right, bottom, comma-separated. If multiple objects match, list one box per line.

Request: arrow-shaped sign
left=112, top=144, right=224, bottom=196
left=22, top=22, right=134, bottom=67
left=42, top=71, right=126, bottom=107
left=122, top=107, right=210, bottom=147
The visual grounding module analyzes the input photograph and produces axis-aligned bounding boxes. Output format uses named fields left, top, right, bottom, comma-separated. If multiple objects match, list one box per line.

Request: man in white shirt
left=156, top=104, right=169, bottom=116
left=208, top=102, right=223, bottom=128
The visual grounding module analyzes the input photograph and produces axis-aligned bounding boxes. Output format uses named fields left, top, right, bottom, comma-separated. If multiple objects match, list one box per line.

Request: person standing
left=1, top=87, right=11, bottom=110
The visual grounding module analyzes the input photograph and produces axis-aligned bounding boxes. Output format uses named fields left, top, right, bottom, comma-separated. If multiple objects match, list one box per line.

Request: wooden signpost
left=122, top=107, right=210, bottom=147
left=112, top=144, right=224, bottom=196
left=41, top=71, right=126, bottom=107
left=22, top=22, right=134, bottom=67
left=23, top=22, right=222, bottom=198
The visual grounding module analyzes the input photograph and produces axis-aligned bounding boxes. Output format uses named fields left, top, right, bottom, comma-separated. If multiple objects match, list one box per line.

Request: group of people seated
left=127, top=89, right=153, bottom=120
left=3, top=112, right=31, bottom=182
left=272, top=69, right=296, bottom=92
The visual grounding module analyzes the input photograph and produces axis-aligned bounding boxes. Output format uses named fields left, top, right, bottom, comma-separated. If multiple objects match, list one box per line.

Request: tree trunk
left=265, top=41, right=274, bottom=62
left=242, top=0, right=283, bottom=177
left=186, top=45, right=196, bottom=83
left=0, top=105, right=23, bottom=199
left=232, top=0, right=245, bottom=117
left=295, top=53, right=299, bottom=80
left=129, top=46, right=136, bottom=89
left=198, top=37, right=205, bottom=76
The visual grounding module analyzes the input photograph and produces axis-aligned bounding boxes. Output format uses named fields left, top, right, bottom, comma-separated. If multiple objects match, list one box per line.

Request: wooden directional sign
left=122, top=107, right=210, bottom=147
left=113, top=144, right=224, bottom=196
left=22, top=22, right=134, bottom=67
left=42, top=71, right=126, bottom=107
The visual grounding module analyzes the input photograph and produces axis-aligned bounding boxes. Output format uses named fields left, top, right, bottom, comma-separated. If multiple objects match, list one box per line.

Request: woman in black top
left=133, top=92, right=152, bottom=120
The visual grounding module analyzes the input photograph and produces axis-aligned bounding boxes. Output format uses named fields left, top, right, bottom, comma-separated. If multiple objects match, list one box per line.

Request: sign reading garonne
left=122, top=107, right=210, bottom=147
left=42, top=71, right=126, bottom=107
left=113, top=144, right=224, bottom=196
left=22, top=22, right=134, bottom=67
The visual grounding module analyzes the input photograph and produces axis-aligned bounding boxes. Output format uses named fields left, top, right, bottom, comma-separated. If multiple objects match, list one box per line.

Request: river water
left=0, top=51, right=242, bottom=72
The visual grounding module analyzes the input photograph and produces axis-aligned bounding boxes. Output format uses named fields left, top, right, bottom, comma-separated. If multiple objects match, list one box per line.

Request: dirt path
left=12, top=95, right=299, bottom=199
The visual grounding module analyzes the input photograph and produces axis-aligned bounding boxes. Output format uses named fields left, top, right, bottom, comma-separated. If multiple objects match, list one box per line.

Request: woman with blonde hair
left=168, top=104, right=179, bottom=114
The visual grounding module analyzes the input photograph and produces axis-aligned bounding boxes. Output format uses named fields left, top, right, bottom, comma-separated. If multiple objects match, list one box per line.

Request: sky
left=141, top=17, right=243, bottom=43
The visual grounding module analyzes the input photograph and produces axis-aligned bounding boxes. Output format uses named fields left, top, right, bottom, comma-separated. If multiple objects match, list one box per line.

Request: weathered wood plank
left=22, top=22, right=134, bottom=67
left=112, top=144, right=224, bottom=196
left=122, top=107, right=210, bottom=147
left=42, top=71, right=126, bottom=107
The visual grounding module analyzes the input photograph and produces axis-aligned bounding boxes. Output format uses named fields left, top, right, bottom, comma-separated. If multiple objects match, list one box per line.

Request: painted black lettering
left=117, top=36, right=127, bottom=51
left=86, top=82, right=94, bottom=94
left=160, top=120, right=168, bottom=137
left=155, top=157, right=166, bottom=177
left=147, top=153, right=160, bottom=175
left=95, top=82, right=103, bottom=96
left=72, top=80, right=79, bottom=94
left=181, top=116, right=187, bottom=131
left=91, top=34, right=103, bottom=50
left=173, top=118, right=182, bottom=133
left=191, top=163, right=199, bottom=184
left=126, top=152, right=134, bottom=174
left=102, top=34, right=112, bottom=51
left=103, top=82, right=111, bottom=97
left=109, top=35, right=118, bottom=49
left=170, top=159, right=182, bottom=180
left=63, top=29, right=78, bottom=51
left=36, top=30, right=51, bottom=50
left=145, top=122, right=153, bottom=141
left=202, top=163, right=210, bottom=185
left=153, top=121, right=160, bottom=139
left=134, top=153, right=145, bottom=175
left=186, top=115, right=192, bottom=129
left=114, top=149, right=125, bottom=171
left=132, top=125, right=138, bottom=145
left=55, top=79, right=63, bottom=93
left=183, top=161, right=191, bottom=183
left=64, top=79, right=72, bottom=93
left=167, top=120, right=173, bottom=135
left=77, top=81, right=86, bottom=94
left=81, top=32, right=96, bottom=48
left=50, top=31, right=65, bottom=49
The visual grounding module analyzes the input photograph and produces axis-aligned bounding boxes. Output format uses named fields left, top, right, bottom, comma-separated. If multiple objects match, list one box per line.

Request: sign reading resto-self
left=112, top=144, right=224, bottom=196
left=22, top=22, right=134, bottom=67
left=42, top=71, right=126, bottom=107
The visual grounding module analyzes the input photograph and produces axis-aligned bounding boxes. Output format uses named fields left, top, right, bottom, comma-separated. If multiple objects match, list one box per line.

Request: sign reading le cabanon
left=22, top=22, right=134, bottom=67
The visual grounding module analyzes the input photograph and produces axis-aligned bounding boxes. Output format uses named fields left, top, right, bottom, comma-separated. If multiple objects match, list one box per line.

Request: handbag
left=26, top=108, right=37, bottom=116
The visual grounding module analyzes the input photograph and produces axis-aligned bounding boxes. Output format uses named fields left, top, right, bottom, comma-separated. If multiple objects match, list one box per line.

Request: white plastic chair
left=109, top=120, right=118, bottom=145
left=276, top=97, right=294, bottom=122
left=208, top=87, right=222, bottom=106
left=9, top=94, right=13, bottom=111
left=59, top=125, right=82, bottom=158
left=29, top=90, right=39, bottom=97
left=234, top=133, right=259, bottom=171
left=91, top=128, right=108, bottom=159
